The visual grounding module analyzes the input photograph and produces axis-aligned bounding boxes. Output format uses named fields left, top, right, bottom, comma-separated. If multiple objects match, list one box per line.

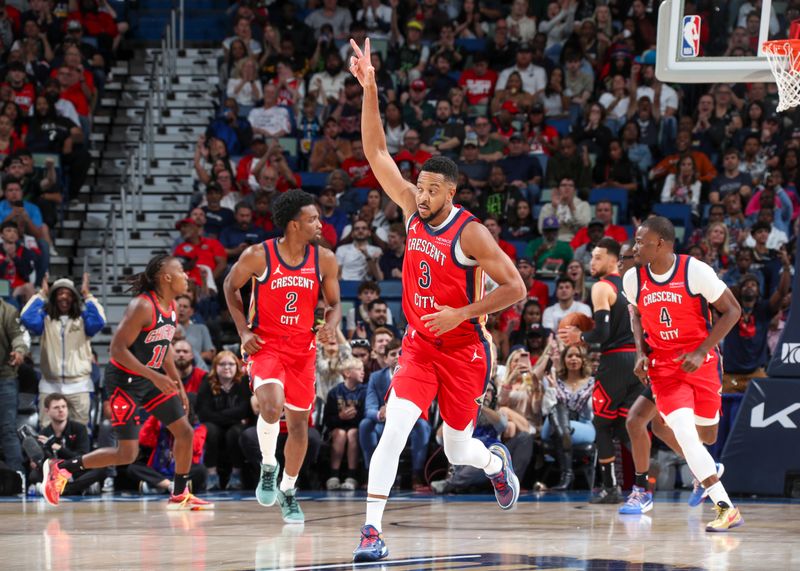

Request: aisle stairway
left=73, top=48, right=220, bottom=361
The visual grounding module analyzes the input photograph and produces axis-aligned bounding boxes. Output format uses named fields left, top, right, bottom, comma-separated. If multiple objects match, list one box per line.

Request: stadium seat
left=456, top=38, right=487, bottom=53
left=378, top=280, right=403, bottom=299
left=339, top=280, right=361, bottom=299
left=509, top=240, right=528, bottom=259
left=589, top=187, right=629, bottom=222
left=545, top=117, right=571, bottom=136
left=652, top=203, right=693, bottom=244
left=299, top=171, right=329, bottom=193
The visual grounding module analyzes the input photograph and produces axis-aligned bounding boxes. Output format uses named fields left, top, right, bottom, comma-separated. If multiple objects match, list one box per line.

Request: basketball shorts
left=247, top=334, right=316, bottom=411
left=390, top=327, right=492, bottom=431
left=105, top=363, right=184, bottom=440
left=640, top=385, right=655, bottom=403
left=593, top=349, right=643, bottom=421
left=648, top=348, right=722, bottom=425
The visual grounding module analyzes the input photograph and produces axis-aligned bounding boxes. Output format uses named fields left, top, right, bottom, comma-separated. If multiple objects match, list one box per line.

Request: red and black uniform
left=105, top=292, right=184, bottom=439
left=393, top=207, right=493, bottom=430
left=634, top=255, right=722, bottom=420
left=246, top=239, right=321, bottom=411
left=592, top=273, right=643, bottom=424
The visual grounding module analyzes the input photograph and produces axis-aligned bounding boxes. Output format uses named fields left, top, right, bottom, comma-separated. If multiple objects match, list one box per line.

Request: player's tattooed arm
left=317, top=247, right=342, bottom=344
left=223, top=244, right=268, bottom=355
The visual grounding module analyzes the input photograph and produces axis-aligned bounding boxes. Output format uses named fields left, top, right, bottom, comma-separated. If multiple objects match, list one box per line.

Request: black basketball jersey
left=598, top=274, right=635, bottom=352
left=110, top=291, right=177, bottom=374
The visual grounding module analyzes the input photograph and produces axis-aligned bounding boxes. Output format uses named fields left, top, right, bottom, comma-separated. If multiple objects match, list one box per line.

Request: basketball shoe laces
left=282, top=492, right=301, bottom=517
left=261, top=468, right=273, bottom=490
left=625, top=487, right=645, bottom=505
left=359, top=527, right=381, bottom=549
left=489, top=469, right=508, bottom=493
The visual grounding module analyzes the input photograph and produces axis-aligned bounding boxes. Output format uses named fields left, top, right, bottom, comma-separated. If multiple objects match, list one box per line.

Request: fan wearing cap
left=174, top=217, right=227, bottom=283
left=21, top=272, right=106, bottom=427
left=631, top=51, right=678, bottom=120
left=401, top=79, right=432, bottom=131
left=525, top=215, right=573, bottom=275
left=393, top=20, right=430, bottom=85
left=496, top=42, right=546, bottom=95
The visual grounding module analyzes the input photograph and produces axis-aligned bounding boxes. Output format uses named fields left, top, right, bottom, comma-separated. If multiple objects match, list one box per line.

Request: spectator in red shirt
left=516, top=257, right=549, bottom=312
left=0, top=114, right=24, bottom=162
left=569, top=199, right=628, bottom=249
left=458, top=53, right=498, bottom=105
left=341, top=139, right=379, bottom=189
left=234, top=134, right=268, bottom=192
left=483, top=215, right=518, bottom=261
left=173, top=217, right=227, bottom=282
left=0, top=219, right=36, bottom=304
left=393, top=129, right=431, bottom=183
left=3, top=62, right=36, bottom=114
left=252, top=191, right=277, bottom=236
left=173, top=338, right=208, bottom=394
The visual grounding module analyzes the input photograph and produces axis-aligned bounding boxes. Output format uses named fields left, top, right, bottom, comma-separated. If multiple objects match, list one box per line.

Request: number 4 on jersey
left=659, top=307, right=672, bottom=328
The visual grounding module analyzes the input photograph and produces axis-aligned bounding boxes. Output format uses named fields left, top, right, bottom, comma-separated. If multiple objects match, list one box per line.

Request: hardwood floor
left=0, top=491, right=797, bottom=570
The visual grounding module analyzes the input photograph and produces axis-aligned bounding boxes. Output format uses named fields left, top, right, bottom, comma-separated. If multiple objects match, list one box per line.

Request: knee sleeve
left=442, top=422, right=492, bottom=468
left=664, top=408, right=716, bottom=482
left=367, top=396, right=422, bottom=496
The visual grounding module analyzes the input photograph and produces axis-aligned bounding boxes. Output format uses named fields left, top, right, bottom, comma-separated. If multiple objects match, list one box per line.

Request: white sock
left=365, top=497, right=387, bottom=532
left=484, top=451, right=503, bottom=475
left=257, top=415, right=280, bottom=466
left=364, top=394, right=422, bottom=530
left=280, top=472, right=298, bottom=492
left=705, top=481, right=733, bottom=508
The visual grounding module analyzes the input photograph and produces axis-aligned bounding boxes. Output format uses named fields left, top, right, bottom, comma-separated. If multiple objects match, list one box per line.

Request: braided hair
left=128, top=254, right=173, bottom=296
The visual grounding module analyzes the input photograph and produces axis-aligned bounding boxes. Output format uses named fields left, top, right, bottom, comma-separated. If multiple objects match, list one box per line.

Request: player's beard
left=418, top=203, right=444, bottom=223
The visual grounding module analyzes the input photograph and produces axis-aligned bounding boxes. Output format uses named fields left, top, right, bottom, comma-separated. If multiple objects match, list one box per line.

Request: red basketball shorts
left=390, top=327, right=493, bottom=431
left=648, top=348, right=722, bottom=425
left=247, top=334, right=317, bottom=411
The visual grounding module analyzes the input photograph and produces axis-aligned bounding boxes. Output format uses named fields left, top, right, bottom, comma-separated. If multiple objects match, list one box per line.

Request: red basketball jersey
left=249, top=239, right=321, bottom=339
left=635, top=255, right=712, bottom=354
left=403, top=207, right=486, bottom=343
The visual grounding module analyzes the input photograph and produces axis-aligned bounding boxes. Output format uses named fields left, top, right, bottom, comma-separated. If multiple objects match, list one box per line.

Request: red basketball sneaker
left=167, top=488, right=215, bottom=511
left=42, top=459, right=71, bottom=507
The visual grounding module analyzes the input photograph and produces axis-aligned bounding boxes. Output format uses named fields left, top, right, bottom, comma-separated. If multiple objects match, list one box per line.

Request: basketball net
left=763, top=20, right=800, bottom=112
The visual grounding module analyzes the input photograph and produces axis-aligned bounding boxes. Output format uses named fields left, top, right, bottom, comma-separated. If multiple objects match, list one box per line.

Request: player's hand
left=377, top=405, right=386, bottom=422
left=316, top=320, right=336, bottom=345
left=8, top=351, right=24, bottom=367
left=634, top=355, right=649, bottom=384
left=420, top=303, right=466, bottom=336
left=557, top=325, right=582, bottom=346
left=674, top=349, right=707, bottom=373
left=240, top=329, right=264, bottom=355
left=348, top=37, right=375, bottom=88
left=150, top=372, right=178, bottom=395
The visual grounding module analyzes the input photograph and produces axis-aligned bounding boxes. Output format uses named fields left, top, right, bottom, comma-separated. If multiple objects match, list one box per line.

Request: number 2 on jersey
left=419, top=261, right=431, bottom=289
left=285, top=291, right=298, bottom=313
left=146, top=345, right=167, bottom=369
left=659, top=307, right=672, bottom=328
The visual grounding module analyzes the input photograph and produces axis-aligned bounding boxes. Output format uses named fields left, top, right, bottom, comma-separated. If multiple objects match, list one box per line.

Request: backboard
left=656, top=0, right=789, bottom=83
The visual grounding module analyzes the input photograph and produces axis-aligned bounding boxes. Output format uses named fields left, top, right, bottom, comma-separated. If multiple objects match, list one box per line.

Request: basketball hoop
left=763, top=20, right=800, bottom=112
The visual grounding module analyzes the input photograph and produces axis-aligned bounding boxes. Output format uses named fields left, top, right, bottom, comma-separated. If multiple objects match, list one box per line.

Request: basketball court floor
left=2, top=491, right=798, bottom=570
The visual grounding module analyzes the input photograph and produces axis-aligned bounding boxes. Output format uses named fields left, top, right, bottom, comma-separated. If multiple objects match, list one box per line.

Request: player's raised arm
left=422, top=222, right=526, bottom=335
left=317, top=246, right=342, bottom=343
left=223, top=244, right=267, bottom=355
left=349, top=38, right=417, bottom=217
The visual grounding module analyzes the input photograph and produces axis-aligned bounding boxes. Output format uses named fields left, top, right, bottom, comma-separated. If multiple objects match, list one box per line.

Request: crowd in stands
left=0, top=0, right=797, bottom=496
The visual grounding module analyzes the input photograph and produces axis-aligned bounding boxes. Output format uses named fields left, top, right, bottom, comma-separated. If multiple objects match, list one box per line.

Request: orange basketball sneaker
left=167, top=488, right=215, bottom=511
left=42, top=459, right=71, bottom=506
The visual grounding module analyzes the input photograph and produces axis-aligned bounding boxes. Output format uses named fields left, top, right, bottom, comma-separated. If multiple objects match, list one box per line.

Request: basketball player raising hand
left=349, top=38, right=527, bottom=562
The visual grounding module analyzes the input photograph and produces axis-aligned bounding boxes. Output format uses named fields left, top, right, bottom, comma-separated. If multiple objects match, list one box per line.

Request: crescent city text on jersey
left=270, top=276, right=316, bottom=290
left=641, top=291, right=683, bottom=306
left=406, top=237, right=448, bottom=266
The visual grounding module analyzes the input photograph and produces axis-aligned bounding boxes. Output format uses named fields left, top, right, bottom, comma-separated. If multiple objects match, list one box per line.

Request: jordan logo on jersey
left=273, top=265, right=284, bottom=276
left=409, top=222, right=419, bottom=234
left=309, top=340, right=315, bottom=350
left=471, top=350, right=481, bottom=362
left=640, top=282, right=649, bottom=292
left=157, top=313, right=163, bottom=324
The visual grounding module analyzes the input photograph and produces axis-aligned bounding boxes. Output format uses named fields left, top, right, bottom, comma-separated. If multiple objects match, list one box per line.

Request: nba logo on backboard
left=682, top=15, right=701, bottom=57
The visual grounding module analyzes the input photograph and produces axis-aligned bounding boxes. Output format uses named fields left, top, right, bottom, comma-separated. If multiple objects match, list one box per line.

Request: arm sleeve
left=580, top=310, right=610, bottom=345
left=19, top=295, right=46, bottom=335
left=687, top=257, right=727, bottom=303
left=82, top=298, right=107, bottom=337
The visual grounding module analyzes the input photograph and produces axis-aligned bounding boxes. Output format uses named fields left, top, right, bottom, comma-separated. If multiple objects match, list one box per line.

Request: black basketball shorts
left=105, top=363, right=184, bottom=440
left=593, top=350, right=644, bottom=421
